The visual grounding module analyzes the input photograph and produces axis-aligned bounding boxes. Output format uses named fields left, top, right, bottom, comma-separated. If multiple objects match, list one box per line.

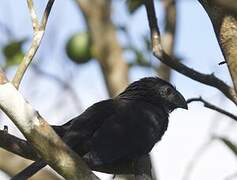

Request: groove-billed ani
left=12, top=77, right=187, bottom=179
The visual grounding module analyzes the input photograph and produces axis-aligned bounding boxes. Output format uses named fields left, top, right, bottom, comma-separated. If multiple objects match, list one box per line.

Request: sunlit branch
left=12, top=0, right=55, bottom=89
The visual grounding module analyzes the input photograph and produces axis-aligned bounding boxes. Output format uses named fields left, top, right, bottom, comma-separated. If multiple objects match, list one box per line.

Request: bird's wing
left=87, top=101, right=168, bottom=166
left=58, top=99, right=116, bottom=155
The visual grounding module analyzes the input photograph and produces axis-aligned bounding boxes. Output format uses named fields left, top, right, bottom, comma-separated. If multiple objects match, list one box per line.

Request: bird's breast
left=145, top=109, right=169, bottom=142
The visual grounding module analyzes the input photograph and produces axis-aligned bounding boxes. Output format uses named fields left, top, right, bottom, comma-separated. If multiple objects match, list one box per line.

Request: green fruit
left=66, top=32, right=92, bottom=64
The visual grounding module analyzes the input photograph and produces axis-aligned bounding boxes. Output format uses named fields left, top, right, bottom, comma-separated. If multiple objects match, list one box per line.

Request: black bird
left=12, top=77, right=187, bottom=179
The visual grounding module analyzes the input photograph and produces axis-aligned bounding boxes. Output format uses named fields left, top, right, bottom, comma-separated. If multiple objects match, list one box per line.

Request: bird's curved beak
left=174, top=92, right=188, bottom=110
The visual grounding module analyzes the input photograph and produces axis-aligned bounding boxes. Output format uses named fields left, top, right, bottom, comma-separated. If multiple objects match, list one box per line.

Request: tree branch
left=0, top=81, right=99, bottom=179
left=144, top=0, right=237, bottom=105
left=199, top=0, right=237, bottom=95
left=27, top=0, right=40, bottom=31
left=0, top=128, right=152, bottom=175
left=187, top=97, right=237, bottom=121
left=211, top=0, right=237, bottom=15
left=0, top=129, right=39, bottom=161
left=12, top=0, right=55, bottom=89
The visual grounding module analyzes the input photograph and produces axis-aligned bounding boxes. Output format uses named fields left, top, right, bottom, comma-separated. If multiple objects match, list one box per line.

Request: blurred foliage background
left=0, top=0, right=237, bottom=180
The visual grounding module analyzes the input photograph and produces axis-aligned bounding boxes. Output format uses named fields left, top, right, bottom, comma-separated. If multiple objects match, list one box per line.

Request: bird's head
left=118, top=77, right=188, bottom=112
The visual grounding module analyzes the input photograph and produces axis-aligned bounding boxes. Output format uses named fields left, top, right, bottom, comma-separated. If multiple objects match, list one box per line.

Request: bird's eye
left=166, top=87, right=172, bottom=95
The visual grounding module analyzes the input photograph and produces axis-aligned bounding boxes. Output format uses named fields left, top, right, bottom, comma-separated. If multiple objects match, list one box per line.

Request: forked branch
left=12, top=0, right=55, bottom=89
left=144, top=0, right=237, bottom=105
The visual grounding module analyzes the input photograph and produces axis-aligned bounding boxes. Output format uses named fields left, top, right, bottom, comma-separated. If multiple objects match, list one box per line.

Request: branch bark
left=12, top=0, right=55, bottom=89
left=211, top=0, right=237, bottom=15
left=143, top=0, right=237, bottom=105
left=0, top=128, right=157, bottom=176
left=187, top=97, right=237, bottom=121
left=0, top=80, right=99, bottom=179
left=199, top=0, right=237, bottom=95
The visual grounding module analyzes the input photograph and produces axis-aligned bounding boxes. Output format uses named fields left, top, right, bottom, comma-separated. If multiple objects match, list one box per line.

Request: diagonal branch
left=0, top=128, right=147, bottom=175
left=211, top=0, right=237, bottom=15
left=41, top=0, right=55, bottom=30
left=27, top=0, right=40, bottom=31
left=198, top=0, right=237, bottom=95
left=187, top=97, right=237, bottom=121
left=144, top=0, right=237, bottom=105
left=12, top=0, right=55, bottom=89
left=0, top=129, right=40, bottom=161
left=0, top=81, right=99, bottom=179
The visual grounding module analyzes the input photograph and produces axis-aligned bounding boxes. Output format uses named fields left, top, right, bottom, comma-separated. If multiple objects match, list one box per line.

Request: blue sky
left=0, top=0, right=237, bottom=180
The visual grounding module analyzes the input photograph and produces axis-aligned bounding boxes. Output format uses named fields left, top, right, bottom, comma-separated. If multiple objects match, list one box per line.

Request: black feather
left=53, top=77, right=186, bottom=167
left=12, top=77, right=187, bottom=179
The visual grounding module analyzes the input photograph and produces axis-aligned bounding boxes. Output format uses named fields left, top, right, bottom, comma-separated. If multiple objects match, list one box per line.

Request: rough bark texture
left=199, top=0, right=237, bottom=94
left=0, top=81, right=98, bottom=180
left=76, top=0, right=129, bottom=97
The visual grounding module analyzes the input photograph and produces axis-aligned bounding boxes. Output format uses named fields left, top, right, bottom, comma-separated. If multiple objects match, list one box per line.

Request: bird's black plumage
left=53, top=77, right=187, bottom=167
left=12, top=77, right=187, bottom=179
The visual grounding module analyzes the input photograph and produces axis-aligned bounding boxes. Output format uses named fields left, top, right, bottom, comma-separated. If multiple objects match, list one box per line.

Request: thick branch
left=212, top=0, right=237, bottom=15
left=0, top=82, right=98, bottom=180
left=187, top=97, right=237, bottom=121
left=0, top=129, right=149, bottom=175
left=199, top=0, right=237, bottom=95
left=144, top=0, right=237, bottom=105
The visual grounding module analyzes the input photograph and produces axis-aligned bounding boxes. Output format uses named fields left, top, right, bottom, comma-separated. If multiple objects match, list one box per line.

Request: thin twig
left=144, top=0, right=237, bottom=105
left=12, top=0, right=55, bottom=89
left=41, top=0, right=55, bottom=29
left=27, top=0, right=39, bottom=31
left=187, top=97, right=237, bottom=121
